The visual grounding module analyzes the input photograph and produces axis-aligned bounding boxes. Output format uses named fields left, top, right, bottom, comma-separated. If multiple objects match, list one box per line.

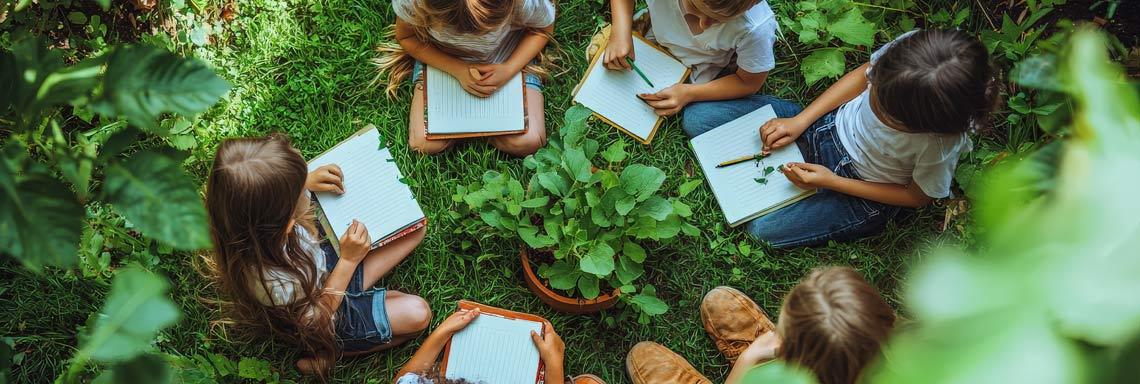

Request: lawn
left=3, top=0, right=1131, bottom=383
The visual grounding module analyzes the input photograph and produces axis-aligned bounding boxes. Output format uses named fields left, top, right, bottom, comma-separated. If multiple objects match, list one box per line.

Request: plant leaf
left=106, top=354, right=173, bottom=384
left=562, top=147, right=593, bottom=182
left=623, top=241, right=647, bottom=263
left=80, top=267, right=181, bottom=362
left=0, top=152, right=83, bottom=269
left=678, top=179, right=702, bottom=197
left=619, top=164, right=666, bottom=201
left=543, top=260, right=579, bottom=290
left=633, top=196, right=673, bottom=220
left=237, top=357, right=272, bottom=380
left=802, top=48, right=845, bottom=85
left=826, top=8, right=876, bottom=47
left=579, top=242, right=616, bottom=277
left=536, top=172, right=570, bottom=197
left=740, top=361, right=816, bottom=384
left=601, top=140, right=628, bottom=163
left=628, top=285, right=668, bottom=316
left=102, top=150, right=211, bottom=250
left=520, top=196, right=550, bottom=208
left=577, top=274, right=601, bottom=299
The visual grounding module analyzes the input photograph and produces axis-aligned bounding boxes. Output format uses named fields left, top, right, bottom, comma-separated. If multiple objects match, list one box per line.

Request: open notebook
left=425, top=65, right=527, bottom=139
left=308, top=126, right=426, bottom=254
left=573, top=35, right=689, bottom=144
left=442, top=301, right=548, bottom=384
left=690, top=105, right=815, bottom=227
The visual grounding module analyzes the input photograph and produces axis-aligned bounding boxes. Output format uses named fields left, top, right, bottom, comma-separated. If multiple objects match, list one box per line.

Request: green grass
left=1, top=0, right=967, bottom=382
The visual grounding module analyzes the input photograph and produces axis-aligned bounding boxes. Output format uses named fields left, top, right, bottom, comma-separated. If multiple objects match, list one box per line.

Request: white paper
left=308, top=129, right=425, bottom=243
left=690, top=105, right=815, bottom=226
left=425, top=66, right=525, bottom=134
left=445, top=314, right=544, bottom=384
left=573, top=38, right=688, bottom=141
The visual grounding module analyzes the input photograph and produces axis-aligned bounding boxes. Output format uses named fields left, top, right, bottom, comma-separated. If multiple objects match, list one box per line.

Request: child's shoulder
left=731, top=1, right=778, bottom=36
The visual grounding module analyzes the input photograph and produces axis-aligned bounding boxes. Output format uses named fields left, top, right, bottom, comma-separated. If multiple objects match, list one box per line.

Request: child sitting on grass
left=204, top=134, right=431, bottom=376
left=595, top=0, right=778, bottom=133
left=626, top=266, right=896, bottom=384
left=378, top=0, right=556, bottom=157
left=690, top=29, right=999, bottom=248
left=394, top=307, right=606, bottom=384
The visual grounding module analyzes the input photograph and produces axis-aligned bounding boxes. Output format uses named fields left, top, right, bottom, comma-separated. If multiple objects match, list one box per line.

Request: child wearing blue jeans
left=683, top=30, right=999, bottom=247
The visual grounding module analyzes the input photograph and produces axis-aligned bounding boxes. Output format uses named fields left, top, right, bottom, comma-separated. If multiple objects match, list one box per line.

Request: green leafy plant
left=453, top=105, right=697, bottom=322
left=0, top=37, right=230, bottom=270
left=778, top=0, right=916, bottom=85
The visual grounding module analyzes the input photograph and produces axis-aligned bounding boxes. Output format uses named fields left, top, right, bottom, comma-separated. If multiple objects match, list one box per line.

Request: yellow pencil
left=716, top=152, right=765, bottom=168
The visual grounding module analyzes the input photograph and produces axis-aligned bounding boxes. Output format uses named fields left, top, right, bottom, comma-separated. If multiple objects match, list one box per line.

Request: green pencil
left=626, top=57, right=655, bottom=88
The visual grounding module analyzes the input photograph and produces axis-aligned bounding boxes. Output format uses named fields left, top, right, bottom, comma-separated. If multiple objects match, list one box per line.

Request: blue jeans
left=316, top=226, right=393, bottom=352
left=682, top=95, right=904, bottom=248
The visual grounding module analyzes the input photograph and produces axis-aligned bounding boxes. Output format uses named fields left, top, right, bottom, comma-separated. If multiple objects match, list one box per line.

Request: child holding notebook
left=626, top=266, right=896, bottom=384
left=690, top=30, right=999, bottom=247
left=383, top=0, right=556, bottom=157
left=394, top=308, right=606, bottom=384
left=204, top=134, right=431, bottom=376
left=597, top=0, right=777, bottom=133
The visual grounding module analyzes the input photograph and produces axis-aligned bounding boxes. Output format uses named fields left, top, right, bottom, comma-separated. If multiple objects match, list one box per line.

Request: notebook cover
left=423, top=67, right=529, bottom=140
left=439, top=300, right=550, bottom=384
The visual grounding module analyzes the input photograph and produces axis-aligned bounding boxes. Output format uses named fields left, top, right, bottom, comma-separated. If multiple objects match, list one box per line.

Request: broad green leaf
left=802, top=49, right=845, bottom=85
left=520, top=196, right=550, bottom=208
left=562, top=147, right=592, bottom=182
left=633, top=196, right=673, bottom=220
left=615, top=253, right=645, bottom=285
left=1012, top=55, right=1062, bottom=92
left=93, top=45, right=231, bottom=132
left=739, top=361, right=816, bottom=384
left=102, top=151, right=211, bottom=250
left=96, top=0, right=110, bottom=10
left=536, top=172, right=570, bottom=196
left=826, top=8, right=876, bottom=47
left=615, top=195, right=636, bottom=216
left=623, top=241, right=647, bottom=263
left=107, top=354, right=172, bottom=384
left=672, top=200, right=693, bottom=217
left=563, top=104, right=594, bottom=126
left=678, top=179, right=702, bottom=197
left=619, top=164, right=666, bottom=201
left=580, top=242, right=616, bottom=276
left=601, top=140, right=628, bottom=163
left=79, top=267, right=181, bottom=362
left=654, top=215, right=682, bottom=239
left=577, top=274, right=601, bottom=299
left=33, top=56, right=104, bottom=110
left=628, top=286, right=668, bottom=316
left=237, top=357, right=272, bottom=380
left=0, top=155, right=83, bottom=269
left=543, top=260, right=579, bottom=290
left=519, top=226, right=557, bottom=249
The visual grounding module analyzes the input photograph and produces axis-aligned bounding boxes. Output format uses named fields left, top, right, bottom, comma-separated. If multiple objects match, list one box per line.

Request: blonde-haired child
left=600, top=0, right=778, bottom=133
left=387, top=0, right=556, bottom=157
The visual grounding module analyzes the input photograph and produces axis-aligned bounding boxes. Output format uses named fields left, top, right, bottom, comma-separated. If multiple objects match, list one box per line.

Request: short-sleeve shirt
left=396, top=373, right=430, bottom=384
left=249, top=225, right=329, bottom=307
left=834, top=30, right=973, bottom=199
left=645, top=0, right=778, bottom=83
left=392, top=0, right=556, bottom=63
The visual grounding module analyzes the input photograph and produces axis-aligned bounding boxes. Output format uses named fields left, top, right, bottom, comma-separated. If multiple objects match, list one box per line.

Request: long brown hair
left=204, top=134, right=338, bottom=376
left=372, top=0, right=550, bottom=97
left=777, top=267, right=896, bottom=384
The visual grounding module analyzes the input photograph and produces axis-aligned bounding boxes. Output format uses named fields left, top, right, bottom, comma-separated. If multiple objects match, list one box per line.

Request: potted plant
left=452, top=106, right=698, bottom=322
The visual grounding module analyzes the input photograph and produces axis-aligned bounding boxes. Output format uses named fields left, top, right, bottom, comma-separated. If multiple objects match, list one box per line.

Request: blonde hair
left=372, top=0, right=550, bottom=97
left=690, top=0, right=757, bottom=20
left=777, top=267, right=896, bottom=384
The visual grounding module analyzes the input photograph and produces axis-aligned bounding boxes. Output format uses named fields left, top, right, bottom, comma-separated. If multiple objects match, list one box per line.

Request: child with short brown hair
left=626, top=266, right=895, bottom=384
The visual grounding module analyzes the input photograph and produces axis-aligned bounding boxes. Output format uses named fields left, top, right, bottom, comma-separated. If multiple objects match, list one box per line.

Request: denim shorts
left=411, top=60, right=543, bottom=91
left=316, top=227, right=393, bottom=352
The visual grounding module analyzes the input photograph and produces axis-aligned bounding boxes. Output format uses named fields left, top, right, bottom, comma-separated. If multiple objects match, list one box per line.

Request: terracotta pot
left=519, top=246, right=621, bottom=314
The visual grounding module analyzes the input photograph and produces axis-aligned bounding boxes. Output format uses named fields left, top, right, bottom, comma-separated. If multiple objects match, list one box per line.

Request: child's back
left=645, top=0, right=778, bottom=83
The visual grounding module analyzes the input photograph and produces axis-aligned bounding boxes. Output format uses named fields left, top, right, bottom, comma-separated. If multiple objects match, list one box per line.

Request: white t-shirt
left=834, top=31, right=972, bottom=199
left=250, top=225, right=329, bottom=307
left=645, top=0, right=778, bottom=83
left=395, top=373, right=431, bottom=384
left=392, top=0, right=556, bottom=63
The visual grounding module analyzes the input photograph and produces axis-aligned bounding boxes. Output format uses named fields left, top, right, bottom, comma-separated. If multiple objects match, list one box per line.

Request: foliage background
left=1, top=0, right=1137, bottom=383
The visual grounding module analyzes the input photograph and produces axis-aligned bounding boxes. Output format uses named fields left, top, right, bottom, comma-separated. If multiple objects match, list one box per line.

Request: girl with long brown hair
left=205, top=134, right=432, bottom=375
left=377, top=0, right=556, bottom=157
left=626, top=266, right=896, bottom=384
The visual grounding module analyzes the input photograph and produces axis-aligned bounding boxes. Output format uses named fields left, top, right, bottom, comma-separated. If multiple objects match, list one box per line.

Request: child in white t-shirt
left=727, top=30, right=998, bottom=247
left=600, top=0, right=778, bottom=135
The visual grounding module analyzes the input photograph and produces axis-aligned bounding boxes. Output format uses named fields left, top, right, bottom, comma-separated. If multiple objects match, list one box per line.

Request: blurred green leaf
left=0, top=146, right=83, bottom=269
left=827, top=8, right=876, bottom=47
left=802, top=49, right=845, bottom=85
left=102, top=151, right=211, bottom=250
left=78, top=267, right=180, bottom=363
left=740, top=361, right=816, bottom=384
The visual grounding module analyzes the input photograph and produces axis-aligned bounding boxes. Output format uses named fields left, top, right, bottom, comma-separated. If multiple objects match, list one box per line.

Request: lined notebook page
left=690, top=105, right=814, bottom=226
left=574, top=38, right=688, bottom=141
left=425, top=66, right=525, bottom=134
left=308, top=129, right=425, bottom=243
left=445, top=314, right=543, bottom=384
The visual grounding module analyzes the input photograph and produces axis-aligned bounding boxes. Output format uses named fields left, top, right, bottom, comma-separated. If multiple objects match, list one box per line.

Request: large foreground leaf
left=0, top=147, right=83, bottom=269
left=801, top=49, right=845, bottom=85
left=102, top=150, right=211, bottom=250
left=79, top=267, right=181, bottom=362
left=93, top=45, right=230, bottom=132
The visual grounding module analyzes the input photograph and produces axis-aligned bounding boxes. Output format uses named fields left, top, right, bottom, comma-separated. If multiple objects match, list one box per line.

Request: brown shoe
left=700, top=286, right=776, bottom=363
left=625, top=341, right=712, bottom=384
left=572, top=374, right=607, bottom=384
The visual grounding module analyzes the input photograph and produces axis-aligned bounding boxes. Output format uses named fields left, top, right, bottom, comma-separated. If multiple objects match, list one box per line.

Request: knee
left=409, top=135, right=450, bottom=155
left=495, top=133, right=545, bottom=157
left=400, top=295, right=432, bottom=333
left=681, top=105, right=716, bottom=138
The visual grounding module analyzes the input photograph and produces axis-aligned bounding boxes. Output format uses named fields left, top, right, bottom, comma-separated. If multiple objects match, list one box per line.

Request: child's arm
left=531, top=322, right=566, bottom=384
left=394, top=308, right=482, bottom=383
left=725, top=332, right=780, bottom=384
left=603, top=0, right=636, bottom=70
left=321, top=220, right=371, bottom=311
left=781, top=162, right=934, bottom=208
left=639, top=69, right=769, bottom=116
left=394, top=19, right=496, bottom=97
left=472, top=22, right=555, bottom=89
left=761, top=63, right=871, bottom=152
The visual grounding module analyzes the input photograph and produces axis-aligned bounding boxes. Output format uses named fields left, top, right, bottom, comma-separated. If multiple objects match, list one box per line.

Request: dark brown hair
left=871, top=29, right=999, bottom=134
left=777, top=267, right=896, bottom=384
left=204, top=134, right=338, bottom=377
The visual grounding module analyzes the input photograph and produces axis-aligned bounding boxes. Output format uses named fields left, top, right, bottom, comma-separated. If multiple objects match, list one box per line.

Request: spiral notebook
left=308, top=126, right=426, bottom=254
left=424, top=65, right=527, bottom=139
left=690, top=105, right=815, bottom=226
left=441, top=301, right=548, bottom=384
left=573, top=35, right=690, bottom=144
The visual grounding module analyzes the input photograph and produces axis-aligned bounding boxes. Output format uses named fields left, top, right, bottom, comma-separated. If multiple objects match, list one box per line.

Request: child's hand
left=759, top=117, right=810, bottom=154
left=781, top=162, right=837, bottom=190
left=738, top=331, right=781, bottom=365
left=437, top=308, right=481, bottom=335
left=530, top=322, right=565, bottom=365
left=338, top=219, right=372, bottom=264
left=451, top=67, right=497, bottom=98
left=603, top=32, right=634, bottom=70
left=472, top=63, right=518, bottom=91
left=306, top=164, right=344, bottom=194
left=639, top=84, right=692, bottom=116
